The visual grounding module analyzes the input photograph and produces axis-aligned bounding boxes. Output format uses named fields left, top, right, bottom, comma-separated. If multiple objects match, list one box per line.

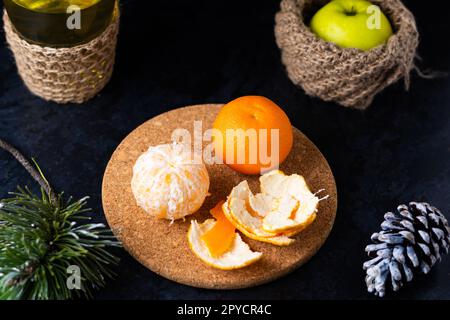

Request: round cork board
left=102, top=104, right=337, bottom=289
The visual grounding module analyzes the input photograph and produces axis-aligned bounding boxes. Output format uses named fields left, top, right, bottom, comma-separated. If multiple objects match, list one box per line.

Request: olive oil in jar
left=4, top=0, right=116, bottom=47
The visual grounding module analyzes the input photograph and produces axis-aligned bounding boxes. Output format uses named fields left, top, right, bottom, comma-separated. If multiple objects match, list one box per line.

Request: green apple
left=310, top=0, right=393, bottom=51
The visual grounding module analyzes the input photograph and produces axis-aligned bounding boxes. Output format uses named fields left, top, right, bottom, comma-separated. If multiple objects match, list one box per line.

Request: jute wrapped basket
left=275, top=0, right=419, bottom=109
left=3, top=9, right=120, bottom=104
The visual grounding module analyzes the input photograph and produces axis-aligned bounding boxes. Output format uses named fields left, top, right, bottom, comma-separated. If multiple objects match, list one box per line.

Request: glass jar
left=3, top=0, right=116, bottom=47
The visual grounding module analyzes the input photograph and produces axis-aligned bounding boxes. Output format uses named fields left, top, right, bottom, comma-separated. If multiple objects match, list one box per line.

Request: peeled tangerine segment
left=188, top=219, right=262, bottom=270
left=201, top=201, right=236, bottom=257
left=223, top=170, right=319, bottom=245
left=223, top=180, right=295, bottom=246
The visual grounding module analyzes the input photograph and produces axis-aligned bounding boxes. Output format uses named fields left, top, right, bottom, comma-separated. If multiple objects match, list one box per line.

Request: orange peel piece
left=222, top=170, right=320, bottom=245
left=201, top=201, right=236, bottom=257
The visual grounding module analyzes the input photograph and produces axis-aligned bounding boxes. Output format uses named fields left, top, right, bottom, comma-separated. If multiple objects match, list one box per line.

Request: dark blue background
left=0, top=0, right=449, bottom=299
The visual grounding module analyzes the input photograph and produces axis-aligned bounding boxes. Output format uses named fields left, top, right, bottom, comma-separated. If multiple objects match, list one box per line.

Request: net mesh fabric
left=275, top=0, right=419, bottom=109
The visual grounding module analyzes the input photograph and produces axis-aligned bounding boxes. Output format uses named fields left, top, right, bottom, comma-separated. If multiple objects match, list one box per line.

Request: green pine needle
left=0, top=186, right=121, bottom=300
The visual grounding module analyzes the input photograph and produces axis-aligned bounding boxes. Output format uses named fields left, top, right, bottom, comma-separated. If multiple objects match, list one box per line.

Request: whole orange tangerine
left=212, top=96, right=293, bottom=175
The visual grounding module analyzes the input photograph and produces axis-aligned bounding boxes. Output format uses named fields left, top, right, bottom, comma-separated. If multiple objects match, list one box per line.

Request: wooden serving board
left=102, top=104, right=337, bottom=289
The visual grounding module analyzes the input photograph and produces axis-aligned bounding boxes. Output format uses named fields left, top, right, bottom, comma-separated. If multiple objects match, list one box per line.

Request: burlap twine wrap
left=275, top=0, right=419, bottom=109
left=3, top=10, right=119, bottom=104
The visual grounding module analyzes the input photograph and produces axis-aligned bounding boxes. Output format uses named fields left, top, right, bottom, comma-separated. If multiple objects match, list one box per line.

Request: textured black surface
left=0, top=0, right=449, bottom=300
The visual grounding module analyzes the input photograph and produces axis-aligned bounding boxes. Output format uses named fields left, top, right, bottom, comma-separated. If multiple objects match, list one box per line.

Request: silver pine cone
left=363, top=202, right=450, bottom=297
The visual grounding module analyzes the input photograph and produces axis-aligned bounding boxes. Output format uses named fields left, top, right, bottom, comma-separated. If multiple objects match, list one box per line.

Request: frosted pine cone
left=363, top=202, right=450, bottom=297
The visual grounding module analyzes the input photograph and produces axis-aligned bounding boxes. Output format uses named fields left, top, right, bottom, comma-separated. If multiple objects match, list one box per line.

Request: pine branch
left=0, top=188, right=121, bottom=300
left=0, top=139, right=121, bottom=299
left=0, top=139, right=57, bottom=205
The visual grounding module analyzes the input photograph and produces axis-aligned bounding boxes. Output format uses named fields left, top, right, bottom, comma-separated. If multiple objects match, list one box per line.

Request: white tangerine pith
left=131, top=143, right=210, bottom=220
